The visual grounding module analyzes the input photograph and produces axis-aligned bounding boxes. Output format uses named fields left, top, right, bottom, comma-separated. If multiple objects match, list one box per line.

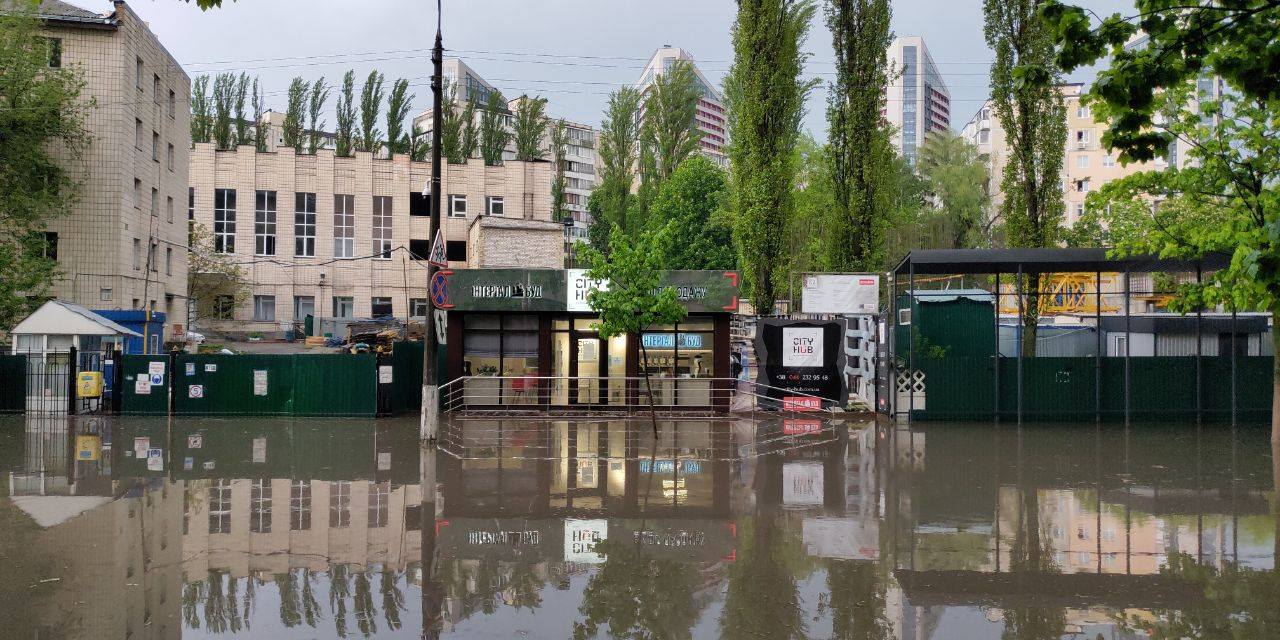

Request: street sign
left=428, top=227, right=447, bottom=267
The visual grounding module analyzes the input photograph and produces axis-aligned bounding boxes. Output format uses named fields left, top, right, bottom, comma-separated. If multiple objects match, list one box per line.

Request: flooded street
left=1, top=415, right=1276, bottom=639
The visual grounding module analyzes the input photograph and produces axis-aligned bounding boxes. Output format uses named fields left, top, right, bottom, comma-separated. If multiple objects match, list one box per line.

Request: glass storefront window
left=640, top=317, right=715, bottom=406
left=462, top=314, right=539, bottom=405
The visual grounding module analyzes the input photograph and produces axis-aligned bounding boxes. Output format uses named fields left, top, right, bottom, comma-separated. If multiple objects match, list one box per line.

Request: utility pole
left=420, top=0, right=444, bottom=442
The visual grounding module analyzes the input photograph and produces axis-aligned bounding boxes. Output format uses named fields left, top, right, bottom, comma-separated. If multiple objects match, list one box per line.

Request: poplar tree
left=211, top=72, right=235, bottom=150
left=549, top=119, right=569, bottom=220
left=984, top=0, right=1066, bottom=356
left=513, top=96, right=549, bottom=161
left=251, top=77, right=267, bottom=152
left=232, top=72, right=250, bottom=146
left=725, top=0, right=818, bottom=313
left=190, top=75, right=212, bottom=144
left=638, top=60, right=703, bottom=198
left=385, top=78, right=413, bottom=158
left=596, top=87, right=642, bottom=233
left=282, top=77, right=309, bottom=154
left=824, top=0, right=894, bottom=272
left=479, top=90, right=511, bottom=166
left=335, top=70, right=356, bottom=157
left=459, top=98, right=479, bottom=161
left=357, top=70, right=385, bottom=154
left=306, top=77, right=329, bottom=155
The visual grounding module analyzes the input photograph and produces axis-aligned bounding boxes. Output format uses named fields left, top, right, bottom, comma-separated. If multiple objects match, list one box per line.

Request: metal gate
left=21, top=348, right=115, bottom=415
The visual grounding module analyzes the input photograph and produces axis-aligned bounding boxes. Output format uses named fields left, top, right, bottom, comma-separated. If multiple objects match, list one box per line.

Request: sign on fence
left=802, top=273, right=880, bottom=315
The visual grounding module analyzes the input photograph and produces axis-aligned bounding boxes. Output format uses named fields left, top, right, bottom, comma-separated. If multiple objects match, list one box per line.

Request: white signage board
left=378, top=365, right=394, bottom=384
left=134, top=377, right=151, bottom=395
left=566, top=268, right=608, bottom=312
left=252, top=370, right=268, bottom=396
left=148, top=361, right=166, bottom=376
left=783, top=462, right=824, bottom=506
left=802, top=517, right=880, bottom=560
left=252, top=437, right=267, bottom=463
left=782, top=327, right=823, bottom=367
left=188, top=385, right=204, bottom=398
left=802, top=274, right=880, bottom=315
left=564, top=518, right=608, bottom=564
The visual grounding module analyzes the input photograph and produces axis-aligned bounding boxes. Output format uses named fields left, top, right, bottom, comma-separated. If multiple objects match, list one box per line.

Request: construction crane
left=998, top=272, right=1121, bottom=315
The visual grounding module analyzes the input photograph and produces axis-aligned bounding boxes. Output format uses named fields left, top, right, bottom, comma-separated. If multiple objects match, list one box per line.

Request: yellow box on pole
left=77, top=371, right=103, bottom=398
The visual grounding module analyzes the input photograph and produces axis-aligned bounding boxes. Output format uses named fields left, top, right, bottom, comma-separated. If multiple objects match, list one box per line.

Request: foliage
left=725, top=0, right=819, bottom=313
left=984, top=0, right=1066, bottom=357
left=1039, top=0, right=1280, bottom=163
left=231, top=72, right=250, bottom=146
left=826, top=561, right=893, bottom=640
left=191, top=75, right=212, bottom=144
left=549, top=118, right=569, bottom=219
left=586, top=193, right=614, bottom=257
left=306, top=77, right=330, bottom=155
left=0, top=4, right=89, bottom=330
left=583, top=226, right=687, bottom=339
left=384, top=78, right=412, bottom=158
left=596, top=86, right=643, bottom=232
left=720, top=517, right=809, bottom=639
left=188, top=222, right=248, bottom=326
left=513, top=95, right=548, bottom=161
left=917, top=130, right=990, bottom=248
left=357, top=70, right=385, bottom=154
left=779, top=134, right=834, bottom=309
left=571, top=540, right=701, bottom=640
left=438, top=81, right=468, bottom=164
left=648, top=155, right=736, bottom=270
left=282, top=77, right=309, bottom=154
left=638, top=59, right=704, bottom=215
left=211, top=72, right=235, bottom=150
left=459, top=98, right=479, bottom=161
left=824, top=0, right=896, bottom=273
left=251, top=77, right=266, bottom=152
left=335, top=70, right=356, bottom=157
left=1121, top=552, right=1280, bottom=639
left=478, top=89, right=510, bottom=166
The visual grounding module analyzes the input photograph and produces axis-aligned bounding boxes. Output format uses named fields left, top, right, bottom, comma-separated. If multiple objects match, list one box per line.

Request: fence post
left=67, top=346, right=78, bottom=415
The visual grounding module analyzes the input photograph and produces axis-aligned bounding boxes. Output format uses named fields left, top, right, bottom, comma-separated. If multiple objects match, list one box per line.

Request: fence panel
left=0, top=355, right=26, bottom=413
left=119, top=354, right=172, bottom=415
left=391, top=341, right=425, bottom=414
left=917, top=356, right=995, bottom=421
left=173, top=354, right=296, bottom=416
left=293, top=354, right=376, bottom=417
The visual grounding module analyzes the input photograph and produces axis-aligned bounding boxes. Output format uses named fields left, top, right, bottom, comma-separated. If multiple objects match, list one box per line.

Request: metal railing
left=439, top=375, right=840, bottom=420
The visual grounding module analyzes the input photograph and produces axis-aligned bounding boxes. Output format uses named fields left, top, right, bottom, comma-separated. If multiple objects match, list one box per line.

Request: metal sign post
left=420, top=0, right=445, bottom=442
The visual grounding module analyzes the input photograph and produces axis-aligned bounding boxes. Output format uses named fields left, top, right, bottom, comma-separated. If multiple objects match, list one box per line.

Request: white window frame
left=372, top=195, right=392, bottom=259
left=1102, top=155, right=1116, bottom=168
left=254, top=190, right=277, bottom=256
left=449, top=194, right=467, bottom=218
left=294, top=192, right=316, bottom=257
left=1076, top=155, right=1088, bottom=169
left=333, top=194, right=355, bottom=258
left=333, top=296, right=354, bottom=319
left=214, top=188, right=236, bottom=254
left=486, top=196, right=504, bottom=216
left=253, top=295, right=276, bottom=322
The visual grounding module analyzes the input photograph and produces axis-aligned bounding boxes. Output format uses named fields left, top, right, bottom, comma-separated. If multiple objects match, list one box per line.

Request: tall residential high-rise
left=635, top=46, right=728, bottom=166
left=31, top=0, right=190, bottom=344
left=884, top=36, right=951, bottom=166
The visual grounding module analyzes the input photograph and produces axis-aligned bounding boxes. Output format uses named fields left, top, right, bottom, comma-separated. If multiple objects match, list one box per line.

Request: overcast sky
left=111, top=0, right=1131, bottom=137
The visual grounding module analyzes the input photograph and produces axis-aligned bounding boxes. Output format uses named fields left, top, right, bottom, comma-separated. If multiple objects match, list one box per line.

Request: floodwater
left=1, top=414, right=1276, bottom=640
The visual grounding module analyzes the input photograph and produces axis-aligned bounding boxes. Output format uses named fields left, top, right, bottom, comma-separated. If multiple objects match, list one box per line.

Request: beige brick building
left=188, top=144, right=555, bottom=335
left=36, top=0, right=190, bottom=337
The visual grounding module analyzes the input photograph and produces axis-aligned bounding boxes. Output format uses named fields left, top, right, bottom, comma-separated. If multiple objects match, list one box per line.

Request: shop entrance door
left=573, top=335, right=606, bottom=405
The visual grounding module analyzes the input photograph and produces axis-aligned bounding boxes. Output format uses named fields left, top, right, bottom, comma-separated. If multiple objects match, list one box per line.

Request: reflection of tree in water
left=1121, top=555, right=1280, bottom=637
left=825, top=560, right=893, bottom=640
left=720, top=517, right=810, bottom=640
left=572, top=539, right=701, bottom=640
left=435, top=556, right=546, bottom=621
left=201, top=571, right=243, bottom=634
left=329, top=564, right=352, bottom=637
left=505, top=560, right=544, bottom=610
left=354, top=569, right=378, bottom=636
left=1001, top=488, right=1065, bottom=640
left=381, top=568, right=405, bottom=630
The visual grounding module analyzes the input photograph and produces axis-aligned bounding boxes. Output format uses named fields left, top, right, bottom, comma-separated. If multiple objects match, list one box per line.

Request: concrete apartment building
left=635, top=46, right=728, bottom=167
left=33, top=0, right=191, bottom=345
left=884, top=36, right=951, bottom=166
left=412, top=58, right=597, bottom=253
left=188, top=144, right=555, bottom=335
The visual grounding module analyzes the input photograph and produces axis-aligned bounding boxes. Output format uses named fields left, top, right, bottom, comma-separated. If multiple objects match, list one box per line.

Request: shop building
left=436, top=269, right=741, bottom=411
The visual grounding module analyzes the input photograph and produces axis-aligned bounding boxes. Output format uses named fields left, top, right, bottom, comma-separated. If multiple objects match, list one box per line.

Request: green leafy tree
left=0, top=4, right=89, bottom=329
left=478, top=89, right=510, bottom=166
left=513, top=95, right=548, bottom=161
left=384, top=78, right=412, bottom=158
left=781, top=134, right=835, bottom=309
left=725, top=0, right=818, bottom=313
left=211, top=72, right=235, bottom=150
left=357, top=70, right=385, bottom=154
left=984, top=0, right=1066, bottom=357
left=232, top=72, right=250, bottom=146
left=459, top=98, right=479, bottom=161
left=282, top=76, right=309, bottom=154
left=648, top=156, right=736, bottom=270
left=438, top=81, right=466, bottom=163
left=191, top=75, right=213, bottom=144
left=188, top=222, right=248, bottom=327
left=586, top=193, right=614, bottom=258
left=918, top=130, right=990, bottom=249
left=597, top=87, right=643, bottom=232
left=251, top=76, right=267, bottom=152
left=306, top=77, right=329, bottom=155
left=824, top=0, right=895, bottom=274
left=335, top=70, right=356, bottom=157
left=549, top=118, right=569, bottom=220
left=571, top=540, right=701, bottom=640
left=638, top=60, right=703, bottom=216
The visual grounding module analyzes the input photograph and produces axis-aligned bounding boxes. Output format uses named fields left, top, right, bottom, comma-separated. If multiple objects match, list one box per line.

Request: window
left=294, top=295, right=315, bottom=320
left=254, top=190, right=277, bottom=256
left=40, top=232, right=57, bottom=261
left=214, top=188, right=236, bottom=253
left=333, top=296, right=354, bottom=318
left=978, top=129, right=990, bottom=144
left=148, top=241, right=157, bottom=272
left=290, top=480, right=311, bottom=531
left=408, top=239, right=429, bottom=260
left=1074, top=204, right=1085, bottom=220
left=446, top=240, right=467, bottom=262
left=448, top=194, right=467, bottom=218
left=46, top=37, right=61, bottom=68
left=100, top=288, right=112, bottom=302
left=371, top=297, right=393, bottom=317
left=294, top=192, right=316, bottom=257
left=250, top=480, right=272, bottom=533
left=151, top=188, right=158, bottom=216
left=368, top=482, right=390, bottom=528
left=168, top=89, right=176, bottom=118
left=166, top=196, right=174, bottom=223
left=135, top=118, right=143, bottom=148
left=213, top=295, right=234, bottom=320
left=253, top=295, right=275, bottom=321
left=333, top=194, right=355, bottom=258
left=410, top=191, right=431, bottom=217
left=372, top=195, right=392, bottom=259
left=329, top=481, right=351, bottom=528
left=167, top=143, right=174, bottom=170
left=132, top=238, right=142, bottom=270
left=1102, top=155, right=1116, bottom=168
left=208, top=480, right=231, bottom=534
left=134, top=178, right=142, bottom=207
left=153, top=74, right=161, bottom=103
left=464, top=315, right=540, bottom=402
left=486, top=196, right=504, bottom=216
left=1077, top=105, right=1089, bottom=119
left=135, top=56, right=143, bottom=89
left=188, top=187, right=195, bottom=221
left=1075, top=129, right=1091, bottom=145
left=1075, top=178, right=1090, bottom=193
left=165, top=247, right=172, bottom=275
left=410, top=298, right=429, bottom=317
left=1076, top=155, right=1088, bottom=169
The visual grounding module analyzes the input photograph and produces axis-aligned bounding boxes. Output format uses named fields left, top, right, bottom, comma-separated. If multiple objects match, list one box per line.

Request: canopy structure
left=11, top=300, right=141, bottom=337
left=893, top=248, right=1232, bottom=277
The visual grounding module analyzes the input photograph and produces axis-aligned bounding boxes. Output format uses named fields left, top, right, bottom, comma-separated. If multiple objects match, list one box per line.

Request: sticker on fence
left=188, top=385, right=204, bottom=399
left=252, top=370, right=268, bottom=396
left=205, top=363, right=217, bottom=373
left=150, top=373, right=164, bottom=387
left=252, top=437, right=267, bottom=463
left=146, top=448, right=163, bottom=471
left=187, top=434, right=203, bottom=449
left=379, top=365, right=393, bottom=384
left=186, top=363, right=196, bottom=376
left=148, top=361, right=165, bottom=376
left=134, top=377, right=151, bottom=395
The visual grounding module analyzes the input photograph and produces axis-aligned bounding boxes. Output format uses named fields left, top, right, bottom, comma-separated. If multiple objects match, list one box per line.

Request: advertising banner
left=754, top=318, right=848, bottom=405
left=801, top=273, right=880, bottom=315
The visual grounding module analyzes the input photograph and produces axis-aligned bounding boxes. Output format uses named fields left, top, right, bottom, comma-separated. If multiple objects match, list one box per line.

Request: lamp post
left=420, top=0, right=445, bottom=441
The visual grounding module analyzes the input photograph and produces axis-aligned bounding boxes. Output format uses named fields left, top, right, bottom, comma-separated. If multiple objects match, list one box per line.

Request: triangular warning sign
left=428, top=227, right=447, bottom=267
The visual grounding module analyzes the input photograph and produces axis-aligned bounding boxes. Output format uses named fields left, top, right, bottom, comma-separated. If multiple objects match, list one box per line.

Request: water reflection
left=0, top=414, right=1276, bottom=639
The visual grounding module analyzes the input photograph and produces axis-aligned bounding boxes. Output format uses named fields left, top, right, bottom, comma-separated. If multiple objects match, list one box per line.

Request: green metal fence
left=0, top=355, right=26, bottom=413
left=914, top=355, right=1272, bottom=421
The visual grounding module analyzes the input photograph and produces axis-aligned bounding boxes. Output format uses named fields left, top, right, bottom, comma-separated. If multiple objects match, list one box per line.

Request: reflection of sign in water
left=639, top=459, right=702, bottom=474
left=783, top=396, right=822, bottom=411
left=641, top=333, right=704, bottom=349
left=565, top=519, right=608, bottom=563
left=783, top=419, right=823, bottom=435
left=783, top=462, right=824, bottom=506
left=802, top=517, right=879, bottom=560
left=76, top=435, right=101, bottom=461
left=468, top=529, right=542, bottom=548
left=252, top=437, right=267, bottom=463
left=782, top=327, right=823, bottom=367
